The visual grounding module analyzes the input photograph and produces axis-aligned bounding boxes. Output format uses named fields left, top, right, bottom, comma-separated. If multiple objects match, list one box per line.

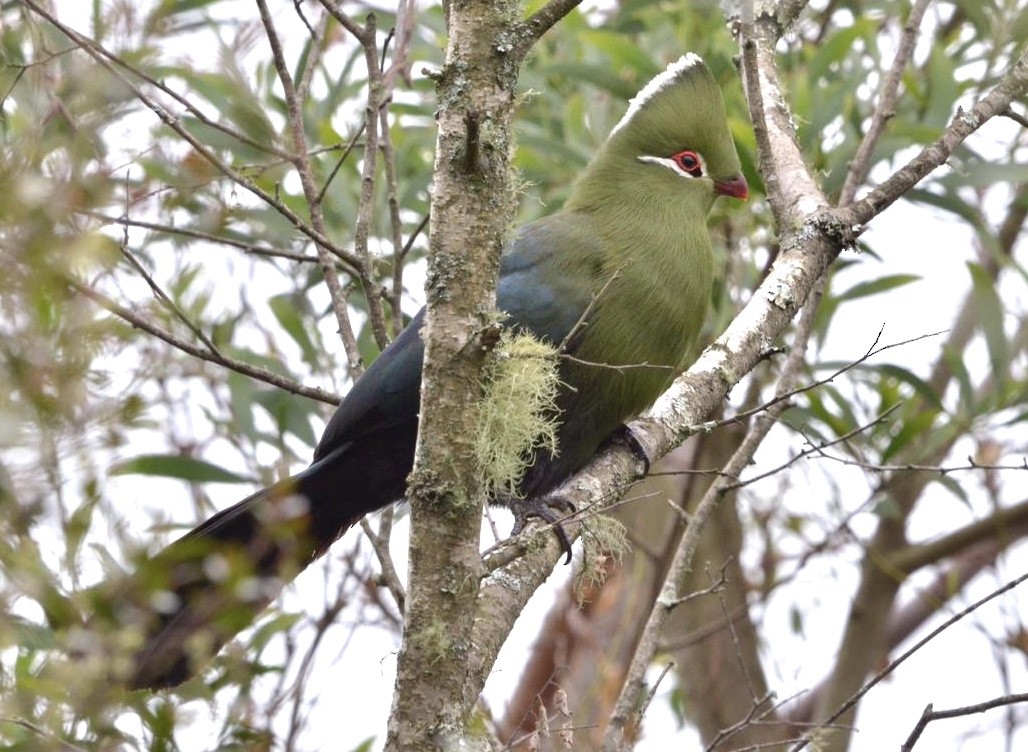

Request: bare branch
left=19, top=0, right=363, bottom=273
left=359, top=514, right=406, bottom=611
left=811, top=451, right=1028, bottom=477
left=792, top=570, right=1028, bottom=751
left=1002, top=106, right=1028, bottom=129
left=0, top=717, right=87, bottom=752
left=601, top=258, right=825, bottom=751
left=69, top=278, right=340, bottom=405
left=117, top=243, right=222, bottom=357
left=901, top=693, right=1028, bottom=751
left=512, top=0, right=584, bottom=61
left=834, top=46, right=1028, bottom=228
left=256, top=0, right=366, bottom=374
left=727, top=404, right=901, bottom=491
left=83, top=211, right=318, bottom=263
left=838, top=0, right=931, bottom=206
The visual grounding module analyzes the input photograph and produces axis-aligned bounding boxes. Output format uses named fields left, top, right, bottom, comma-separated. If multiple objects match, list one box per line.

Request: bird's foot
left=507, top=495, right=577, bottom=564
left=610, top=424, right=652, bottom=475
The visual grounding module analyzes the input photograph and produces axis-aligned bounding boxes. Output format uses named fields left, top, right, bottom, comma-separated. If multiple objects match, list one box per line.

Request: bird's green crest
left=567, top=54, right=745, bottom=212
left=612, top=56, right=740, bottom=180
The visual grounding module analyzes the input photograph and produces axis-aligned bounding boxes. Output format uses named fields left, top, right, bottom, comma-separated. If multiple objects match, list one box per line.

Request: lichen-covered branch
left=385, top=0, right=521, bottom=748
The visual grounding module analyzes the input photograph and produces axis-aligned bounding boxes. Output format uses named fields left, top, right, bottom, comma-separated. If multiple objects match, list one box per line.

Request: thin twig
left=83, top=211, right=318, bottom=263
left=834, top=46, right=1028, bottom=228
left=315, top=2, right=393, bottom=349
left=810, top=451, right=1028, bottom=476
left=359, top=514, right=406, bottom=611
left=0, top=717, right=87, bottom=752
left=705, top=693, right=778, bottom=752
left=1002, top=106, right=1028, bottom=129
left=295, top=10, right=330, bottom=102
left=20, top=0, right=362, bottom=273
left=118, top=244, right=222, bottom=356
left=838, top=0, right=931, bottom=206
left=557, top=267, right=622, bottom=353
left=667, top=557, right=730, bottom=609
left=380, top=108, right=407, bottom=337
left=726, top=403, right=901, bottom=491
left=701, top=328, right=946, bottom=436
left=900, top=693, right=1028, bottom=751
left=350, top=13, right=392, bottom=349
left=257, top=0, right=366, bottom=374
left=792, top=570, right=1028, bottom=751
left=69, top=278, right=340, bottom=404
left=638, top=661, right=676, bottom=727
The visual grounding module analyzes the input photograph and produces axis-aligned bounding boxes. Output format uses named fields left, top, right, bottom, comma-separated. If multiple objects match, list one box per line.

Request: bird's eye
left=672, top=150, right=703, bottom=177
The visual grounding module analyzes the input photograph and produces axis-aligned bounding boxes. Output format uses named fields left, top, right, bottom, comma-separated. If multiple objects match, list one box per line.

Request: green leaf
left=252, top=389, right=318, bottom=448
left=835, top=274, right=922, bottom=303
left=110, top=454, right=253, bottom=484
left=873, top=496, right=903, bottom=519
left=941, top=344, right=975, bottom=413
left=807, top=19, right=876, bottom=83
left=936, top=474, right=972, bottom=507
left=249, top=611, right=303, bottom=653
left=882, top=408, right=939, bottom=462
left=923, top=46, right=960, bottom=131
left=0, top=616, right=56, bottom=651
left=789, top=604, right=805, bottom=637
left=967, top=261, right=1009, bottom=390
left=905, top=187, right=986, bottom=228
left=873, top=364, right=944, bottom=411
left=269, top=293, right=319, bottom=367
left=938, top=161, right=1028, bottom=190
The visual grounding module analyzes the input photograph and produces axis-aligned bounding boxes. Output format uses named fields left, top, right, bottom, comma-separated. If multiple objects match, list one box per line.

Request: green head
left=567, top=54, right=748, bottom=213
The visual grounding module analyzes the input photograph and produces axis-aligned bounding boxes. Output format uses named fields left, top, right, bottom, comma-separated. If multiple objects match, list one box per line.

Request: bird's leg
left=505, top=495, right=576, bottom=564
left=609, top=423, right=652, bottom=475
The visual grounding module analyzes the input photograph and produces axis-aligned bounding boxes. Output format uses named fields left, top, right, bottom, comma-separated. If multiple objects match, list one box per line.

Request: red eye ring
left=672, top=150, right=703, bottom=177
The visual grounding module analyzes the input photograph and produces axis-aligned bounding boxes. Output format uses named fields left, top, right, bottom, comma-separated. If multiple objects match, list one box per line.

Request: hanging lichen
left=474, top=330, right=561, bottom=498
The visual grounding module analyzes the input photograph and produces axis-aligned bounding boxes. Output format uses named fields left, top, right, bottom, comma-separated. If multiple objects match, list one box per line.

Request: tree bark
left=385, top=2, right=520, bottom=748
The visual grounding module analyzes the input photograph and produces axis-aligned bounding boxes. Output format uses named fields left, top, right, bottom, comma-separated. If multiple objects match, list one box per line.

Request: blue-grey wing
left=497, top=218, right=597, bottom=349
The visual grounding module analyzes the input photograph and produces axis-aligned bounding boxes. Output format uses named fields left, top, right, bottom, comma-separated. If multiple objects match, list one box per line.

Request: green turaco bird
left=118, top=53, right=747, bottom=690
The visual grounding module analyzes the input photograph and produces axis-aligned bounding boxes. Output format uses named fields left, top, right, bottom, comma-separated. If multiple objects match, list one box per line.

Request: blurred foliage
left=0, top=0, right=1025, bottom=750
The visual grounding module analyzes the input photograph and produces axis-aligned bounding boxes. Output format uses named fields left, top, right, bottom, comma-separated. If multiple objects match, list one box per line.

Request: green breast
left=572, top=211, right=712, bottom=419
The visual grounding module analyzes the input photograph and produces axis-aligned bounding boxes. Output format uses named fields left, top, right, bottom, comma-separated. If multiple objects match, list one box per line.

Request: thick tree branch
left=889, top=498, right=1028, bottom=574
left=511, top=0, right=583, bottom=62
left=386, top=1, right=520, bottom=748
left=466, top=23, right=848, bottom=741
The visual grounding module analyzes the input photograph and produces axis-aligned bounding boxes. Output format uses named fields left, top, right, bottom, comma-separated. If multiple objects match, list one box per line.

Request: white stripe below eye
left=637, top=155, right=704, bottom=178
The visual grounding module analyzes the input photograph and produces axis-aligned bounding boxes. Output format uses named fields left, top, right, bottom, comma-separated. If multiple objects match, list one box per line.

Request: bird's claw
left=507, top=495, right=576, bottom=564
left=612, top=424, right=651, bottom=475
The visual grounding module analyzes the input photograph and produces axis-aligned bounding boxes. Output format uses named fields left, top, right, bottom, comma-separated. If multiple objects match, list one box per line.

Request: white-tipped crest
left=610, top=53, right=704, bottom=136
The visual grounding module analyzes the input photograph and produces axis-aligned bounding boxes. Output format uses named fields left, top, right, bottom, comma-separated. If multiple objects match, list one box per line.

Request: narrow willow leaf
left=110, top=454, right=252, bottom=484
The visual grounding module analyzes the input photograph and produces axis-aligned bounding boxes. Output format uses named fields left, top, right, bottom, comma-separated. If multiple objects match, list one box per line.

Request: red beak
left=714, top=174, right=749, bottom=200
